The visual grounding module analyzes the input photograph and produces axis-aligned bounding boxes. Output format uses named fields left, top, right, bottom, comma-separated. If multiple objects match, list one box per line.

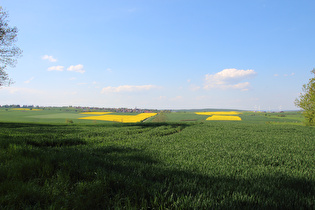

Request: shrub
left=65, top=119, right=73, bottom=124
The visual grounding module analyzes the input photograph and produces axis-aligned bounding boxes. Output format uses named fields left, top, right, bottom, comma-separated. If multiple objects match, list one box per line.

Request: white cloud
left=106, top=68, right=112, bottom=72
left=204, top=68, right=256, bottom=91
left=69, top=77, right=77, bottom=80
left=24, top=77, right=35, bottom=84
left=67, top=64, right=85, bottom=73
left=42, top=55, right=57, bottom=62
left=47, top=66, right=64, bottom=71
left=101, top=85, right=158, bottom=93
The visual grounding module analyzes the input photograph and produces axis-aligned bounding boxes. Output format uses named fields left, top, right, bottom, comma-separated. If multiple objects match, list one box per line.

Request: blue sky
left=1, top=0, right=314, bottom=110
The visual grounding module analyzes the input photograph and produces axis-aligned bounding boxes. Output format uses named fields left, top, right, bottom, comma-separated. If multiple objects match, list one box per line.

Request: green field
left=0, top=108, right=314, bottom=208
left=0, top=108, right=144, bottom=124
left=0, top=107, right=304, bottom=124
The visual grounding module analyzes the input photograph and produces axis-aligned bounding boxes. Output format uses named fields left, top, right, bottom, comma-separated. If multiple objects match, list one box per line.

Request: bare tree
left=0, top=6, right=22, bottom=86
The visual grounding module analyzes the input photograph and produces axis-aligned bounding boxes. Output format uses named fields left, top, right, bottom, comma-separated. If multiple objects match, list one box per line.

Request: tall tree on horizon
left=295, top=68, right=315, bottom=125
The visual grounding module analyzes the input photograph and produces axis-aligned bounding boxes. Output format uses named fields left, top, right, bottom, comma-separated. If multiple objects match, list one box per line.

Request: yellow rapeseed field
left=195, top=111, right=242, bottom=121
left=79, top=113, right=157, bottom=123
left=206, top=115, right=242, bottom=121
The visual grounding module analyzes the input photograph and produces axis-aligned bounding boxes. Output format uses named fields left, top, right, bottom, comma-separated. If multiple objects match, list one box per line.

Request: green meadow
left=0, top=108, right=314, bottom=209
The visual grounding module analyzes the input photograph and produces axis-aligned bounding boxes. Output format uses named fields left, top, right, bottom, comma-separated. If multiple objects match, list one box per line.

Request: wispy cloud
left=284, top=73, right=295, bottom=77
left=47, top=66, right=64, bottom=71
left=170, top=96, right=183, bottom=101
left=157, top=96, right=167, bottom=100
left=77, top=82, right=88, bottom=85
left=42, top=55, right=57, bottom=62
left=204, top=68, right=256, bottom=91
left=92, top=81, right=101, bottom=89
left=274, top=73, right=295, bottom=77
left=1, top=87, right=44, bottom=94
left=101, top=85, right=158, bottom=93
left=24, top=77, right=35, bottom=84
left=189, top=84, right=201, bottom=91
left=67, top=64, right=85, bottom=73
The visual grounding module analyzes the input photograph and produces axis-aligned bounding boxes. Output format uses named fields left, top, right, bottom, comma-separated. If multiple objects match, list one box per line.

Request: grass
left=0, top=108, right=83, bottom=124
left=0, top=109, right=313, bottom=208
left=150, top=112, right=208, bottom=122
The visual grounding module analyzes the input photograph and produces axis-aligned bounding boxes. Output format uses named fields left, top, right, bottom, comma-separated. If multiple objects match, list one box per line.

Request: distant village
left=0, top=104, right=159, bottom=113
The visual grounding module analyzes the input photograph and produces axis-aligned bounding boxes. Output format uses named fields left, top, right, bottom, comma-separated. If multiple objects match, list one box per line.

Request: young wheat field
left=0, top=108, right=314, bottom=209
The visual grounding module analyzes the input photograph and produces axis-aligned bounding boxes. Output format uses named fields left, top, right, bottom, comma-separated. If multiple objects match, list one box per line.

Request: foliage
left=295, top=69, right=315, bottom=125
left=65, top=119, right=73, bottom=124
left=0, top=7, right=22, bottom=86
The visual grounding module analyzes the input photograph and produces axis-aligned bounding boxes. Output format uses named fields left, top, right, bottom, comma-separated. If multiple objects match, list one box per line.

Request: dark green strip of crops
left=0, top=122, right=314, bottom=209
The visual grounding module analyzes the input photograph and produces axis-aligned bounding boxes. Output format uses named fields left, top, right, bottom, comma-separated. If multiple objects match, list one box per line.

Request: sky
left=0, top=0, right=314, bottom=110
